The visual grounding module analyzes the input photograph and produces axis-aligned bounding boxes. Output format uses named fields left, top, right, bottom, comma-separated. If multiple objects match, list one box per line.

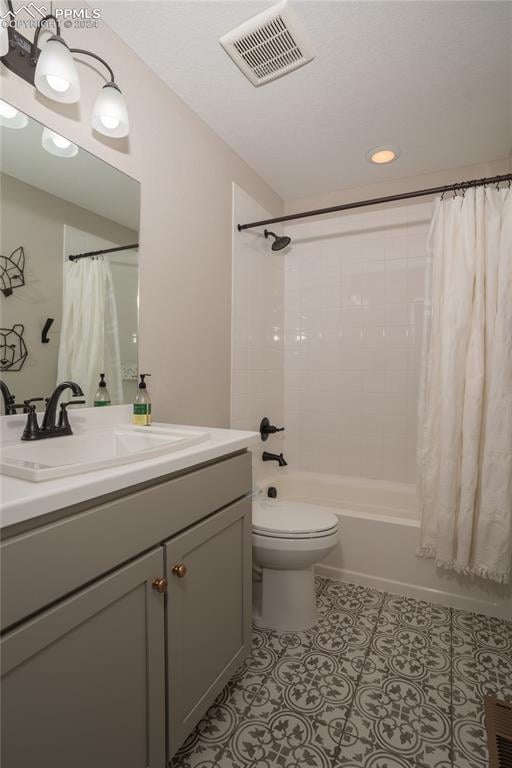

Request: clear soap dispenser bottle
left=94, top=373, right=111, bottom=406
left=133, top=373, right=151, bottom=426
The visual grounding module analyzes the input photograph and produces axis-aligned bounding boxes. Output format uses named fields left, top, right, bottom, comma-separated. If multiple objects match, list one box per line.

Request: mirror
left=0, top=102, right=140, bottom=411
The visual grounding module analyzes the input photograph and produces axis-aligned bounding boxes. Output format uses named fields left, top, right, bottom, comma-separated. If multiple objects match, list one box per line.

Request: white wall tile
left=231, top=185, right=285, bottom=483
left=284, top=201, right=427, bottom=484
left=232, top=191, right=428, bottom=485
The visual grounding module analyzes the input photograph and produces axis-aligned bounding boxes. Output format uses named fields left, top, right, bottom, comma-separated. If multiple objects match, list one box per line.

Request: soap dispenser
left=133, top=373, right=151, bottom=426
left=94, top=374, right=111, bottom=407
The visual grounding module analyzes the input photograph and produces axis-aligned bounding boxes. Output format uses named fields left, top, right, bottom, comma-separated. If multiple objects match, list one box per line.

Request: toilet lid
left=253, top=500, right=338, bottom=538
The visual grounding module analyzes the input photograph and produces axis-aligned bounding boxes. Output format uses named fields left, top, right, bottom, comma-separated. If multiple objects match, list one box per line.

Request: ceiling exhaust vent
left=219, top=0, right=314, bottom=87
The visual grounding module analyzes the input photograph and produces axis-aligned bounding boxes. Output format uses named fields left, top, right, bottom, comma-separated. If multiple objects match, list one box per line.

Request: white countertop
left=0, top=405, right=258, bottom=529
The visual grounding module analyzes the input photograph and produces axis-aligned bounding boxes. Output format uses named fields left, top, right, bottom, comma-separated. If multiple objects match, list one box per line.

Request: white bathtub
left=257, top=470, right=512, bottom=620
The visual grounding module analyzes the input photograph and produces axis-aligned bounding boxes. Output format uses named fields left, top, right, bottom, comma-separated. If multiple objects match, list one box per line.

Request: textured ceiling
left=97, top=1, right=512, bottom=200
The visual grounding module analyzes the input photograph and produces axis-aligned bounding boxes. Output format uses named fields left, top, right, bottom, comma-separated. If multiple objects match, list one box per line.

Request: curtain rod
left=237, top=174, right=512, bottom=231
left=68, top=243, right=139, bottom=262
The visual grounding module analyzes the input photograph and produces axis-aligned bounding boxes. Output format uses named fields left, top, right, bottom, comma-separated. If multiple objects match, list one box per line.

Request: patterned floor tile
left=315, top=575, right=329, bottom=596
left=218, top=710, right=334, bottom=767
left=172, top=699, right=241, bottom=768
left=323, top=579, right=385, bottom=612
left=344, top=669, right=452, bottom=764
left=251, top=650, right=359, bottom=725
left=173, top=577, right=512, bottom=768
left=379, top=595, right=452, bottom=650
left=283, top=612, right=374, bottom=662
left=452, top=609, right=512, bottom=654
left=172, top=739, right=223, bottom=768
left=231, top=626, right=289, bottom=682
left=337, top=733, right=452, bottom=768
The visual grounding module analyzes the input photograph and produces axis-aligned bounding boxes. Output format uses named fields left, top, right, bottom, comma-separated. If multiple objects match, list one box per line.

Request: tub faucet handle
left=260, top=417, right=285, bottom=441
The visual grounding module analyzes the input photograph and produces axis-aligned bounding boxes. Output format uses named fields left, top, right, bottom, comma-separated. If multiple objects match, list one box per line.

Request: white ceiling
left=98, top=1, right=512, bottom=201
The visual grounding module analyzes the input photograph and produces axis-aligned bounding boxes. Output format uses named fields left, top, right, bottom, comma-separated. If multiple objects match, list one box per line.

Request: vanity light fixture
left=91, top=82, right=129, bottom=138
left=41, top=127, right=79, bottom=158
left=0, top=98, right=27, bottom=129
left=0, top=17, right=8, bottom=58
left=0, top=2, right=129, bottom=138
left=34, top=35, right=80, bottom=104
left=366, top=145, right=400, bottom=164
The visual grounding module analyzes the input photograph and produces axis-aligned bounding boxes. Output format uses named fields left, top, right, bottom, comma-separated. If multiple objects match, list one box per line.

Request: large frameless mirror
left=0, top=101, right=140, bottom=410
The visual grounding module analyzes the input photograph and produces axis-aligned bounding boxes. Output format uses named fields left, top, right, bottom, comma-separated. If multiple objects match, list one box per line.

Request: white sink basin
left=0, top=424, right=210, bottom=482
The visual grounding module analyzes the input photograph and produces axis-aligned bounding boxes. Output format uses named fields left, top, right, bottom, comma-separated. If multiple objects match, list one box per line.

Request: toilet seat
left=253, top=500, right=338, bottom=540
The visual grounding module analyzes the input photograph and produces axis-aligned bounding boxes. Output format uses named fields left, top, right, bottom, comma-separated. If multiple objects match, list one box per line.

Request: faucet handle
left=20, top=404, right=42, bottom=441
left=23, top=397, right=44, bottom=413
left=260, top=417, right=286, bottom=441
left=58, top=400, right=86, bottom=429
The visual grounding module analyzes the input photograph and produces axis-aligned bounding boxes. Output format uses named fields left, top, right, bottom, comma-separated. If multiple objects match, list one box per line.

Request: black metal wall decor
left=0, top=246, right=25, bottom=297
left=41, top=318, right=54, bottom=344
left=0, top=324, right=28, bottom=371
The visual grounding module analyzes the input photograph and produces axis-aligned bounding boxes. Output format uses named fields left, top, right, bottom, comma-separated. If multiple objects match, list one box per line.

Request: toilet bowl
left=252, top=499, right=339, bottom=631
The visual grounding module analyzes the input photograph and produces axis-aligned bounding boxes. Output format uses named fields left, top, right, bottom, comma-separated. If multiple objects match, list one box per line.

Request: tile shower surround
left=173, top=576, right=512, bottom=768
left=284, top=202, right=431, bottom=484
left=231, top=185, right=285, bottom=485
left=232, top=191, right=432, bottom=484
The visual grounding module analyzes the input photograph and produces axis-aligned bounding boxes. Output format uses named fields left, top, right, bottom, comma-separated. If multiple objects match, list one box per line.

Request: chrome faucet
left=0, top=380, right=17, bottom=415
left=21, top=381, right=85, bottom=441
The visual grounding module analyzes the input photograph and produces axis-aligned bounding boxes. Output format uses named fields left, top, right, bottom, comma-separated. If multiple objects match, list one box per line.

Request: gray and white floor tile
left=172, top=576, right=512, bottom=768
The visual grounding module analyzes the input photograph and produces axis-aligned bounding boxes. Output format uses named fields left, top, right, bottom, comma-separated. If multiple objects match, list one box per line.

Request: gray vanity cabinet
left=165, top=496, right=252, bottom=756
left=1, top=451, right=253, bottom=767
left=1, top=548, right=166, bottom=768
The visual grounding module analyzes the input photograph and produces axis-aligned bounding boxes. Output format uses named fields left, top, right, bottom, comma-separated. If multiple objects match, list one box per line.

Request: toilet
left=252, top=498, right=339, bottom=632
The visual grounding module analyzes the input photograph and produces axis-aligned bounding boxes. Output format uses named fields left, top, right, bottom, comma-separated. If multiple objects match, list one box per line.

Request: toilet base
left=255, top=566, right=318, bottom=632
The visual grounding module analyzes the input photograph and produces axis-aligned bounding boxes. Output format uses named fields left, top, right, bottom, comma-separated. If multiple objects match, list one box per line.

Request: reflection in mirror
left=0, top=102, right=140, bottom=411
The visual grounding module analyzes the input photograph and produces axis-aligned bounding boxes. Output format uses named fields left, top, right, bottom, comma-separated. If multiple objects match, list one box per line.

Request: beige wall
left=1, top=172, right=137, bottom=406
left=0, top=2, right=283, bottom=427
left=284, top=159, right=511, bottom=214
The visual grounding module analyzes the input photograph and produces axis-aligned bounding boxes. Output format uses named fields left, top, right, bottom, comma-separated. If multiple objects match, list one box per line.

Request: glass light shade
left=34, top=36, right=80, bottom=104
left=0, top=20, right=9, bottom=57
left=41, top=127, right=79, bottom=158
left=0, top=99, right=28, bottom=129
left=92, top=83, right=129, bottom=138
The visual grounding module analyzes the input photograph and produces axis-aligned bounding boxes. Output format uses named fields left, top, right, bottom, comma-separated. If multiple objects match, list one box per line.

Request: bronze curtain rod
left=237, top=174, right=512, bottom=231
left=68, top=243, right=139, bottom=262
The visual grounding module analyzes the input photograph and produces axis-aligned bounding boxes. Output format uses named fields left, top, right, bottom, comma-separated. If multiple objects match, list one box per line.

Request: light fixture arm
left=28, top=21, right=115, bottom=84
left=69, top=48, right=115, bottom=84
left=30, top=14, right=61, bottom=62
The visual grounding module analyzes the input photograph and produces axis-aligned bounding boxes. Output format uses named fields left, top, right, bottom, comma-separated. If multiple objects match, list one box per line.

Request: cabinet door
left=165, top=496, right=252, bottom=755
left=1, top=549, right=166, bottom=768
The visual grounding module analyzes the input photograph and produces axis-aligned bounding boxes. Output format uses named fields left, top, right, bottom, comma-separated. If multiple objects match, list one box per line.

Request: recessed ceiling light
left=367, top=146, right=400, bottom=165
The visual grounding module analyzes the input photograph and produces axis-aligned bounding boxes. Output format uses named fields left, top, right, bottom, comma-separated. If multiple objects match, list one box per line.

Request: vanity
left=0, top=407, right=257, bottom=768
left=0, top=97, right=259, bottom=767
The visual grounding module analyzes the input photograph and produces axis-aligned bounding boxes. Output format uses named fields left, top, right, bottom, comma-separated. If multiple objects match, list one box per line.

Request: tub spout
left=262, top=451, right=288, bottom=467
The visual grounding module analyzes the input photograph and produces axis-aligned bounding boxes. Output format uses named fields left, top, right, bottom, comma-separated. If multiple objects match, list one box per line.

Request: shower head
left=264, top=229, right=291, bottom=251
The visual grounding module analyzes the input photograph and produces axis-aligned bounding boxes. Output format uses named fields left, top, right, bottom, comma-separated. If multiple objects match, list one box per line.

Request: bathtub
left=256, top=470, right=512, bottom=620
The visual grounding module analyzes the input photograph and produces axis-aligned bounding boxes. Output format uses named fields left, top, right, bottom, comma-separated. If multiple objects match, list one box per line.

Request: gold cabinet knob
left=172, top=563, right=187, bottom=578
left=152, top=577, right=168, bottom=593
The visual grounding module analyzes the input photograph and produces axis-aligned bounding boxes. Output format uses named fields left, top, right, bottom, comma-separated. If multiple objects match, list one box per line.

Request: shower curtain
left=57, top=256, right=123, bottom=407
left=417, top=186, right=512, bottom=584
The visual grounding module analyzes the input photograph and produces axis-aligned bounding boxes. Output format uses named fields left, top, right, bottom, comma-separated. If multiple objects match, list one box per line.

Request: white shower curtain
left=57, top=257, right=123, bottom=407
left=417, top=186, right=512, bottom=584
